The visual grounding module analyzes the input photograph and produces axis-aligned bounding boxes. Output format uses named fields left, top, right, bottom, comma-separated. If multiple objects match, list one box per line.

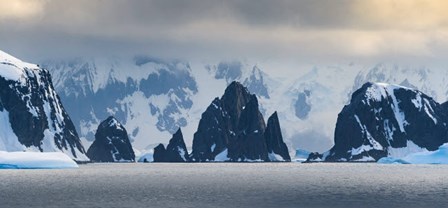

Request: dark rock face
left=153, top=144, right=167, bottom=162
left=309, top=82, right=448, bottom=162
left=87, top=116, right=135, bottom=162
left=307, top=152, right=323, bottom=161
left=191, top=81, right=289, bottom=162
left=190, top=98, right=229, bottom=161
left=228, top=95, right=267, bottom=161
left=153, top=128, right=189, bottom=162
left=265, top=112, right=291, bottom=161
left=0, top=51, right=87, bottom=161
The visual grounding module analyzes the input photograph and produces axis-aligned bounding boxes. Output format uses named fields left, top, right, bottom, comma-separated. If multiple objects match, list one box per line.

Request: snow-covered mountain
left=42, top=57, right=448, bottom=155
left=0, top=50, right=88, bottom=161
left=309, top=82, right=448, bottom=162
left=352, top=64, right=448, bottom=103
left=43, top=59, right=278, bottom=152
left=43, top=57, right=199, bottom=150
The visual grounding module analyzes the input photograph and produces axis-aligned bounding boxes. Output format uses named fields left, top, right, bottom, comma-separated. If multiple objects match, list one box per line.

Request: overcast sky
left=1, top=0, right=448, bottom=65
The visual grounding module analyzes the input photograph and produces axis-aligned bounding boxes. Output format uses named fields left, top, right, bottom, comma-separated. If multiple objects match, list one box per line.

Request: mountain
left=153, top=128, right=189, bottom=162
left=265, top=112, right=291, bottom=161
left=351, top=64, right=448, bottom=102
left=206, top=62, right=271, bottom=99
left=43, top=57, right=198, bottom=149
left=308, top=82, right=448, bottom=162
left=191, top=81, right=289, bottom=162
left=0, top=50, right=88, bottom=161
left=44, top=55, right=448, bottom=155
left=86, top=116, right=135, bottom=162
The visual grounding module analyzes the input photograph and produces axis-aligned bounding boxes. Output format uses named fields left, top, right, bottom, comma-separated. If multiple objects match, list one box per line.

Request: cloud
left=0, top=0, right=46, bottom=21
left=0, top=0, right=448, bottom=65
left=352, top=0, right=448, bottom=30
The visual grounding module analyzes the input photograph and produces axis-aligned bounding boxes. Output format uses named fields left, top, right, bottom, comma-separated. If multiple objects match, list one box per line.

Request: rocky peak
left=221, top=81, right=252, bottom=128
left=192, top=81, right=288, bottom=162
left=265, top=112, right=291, bottom=161
left=153, top=128, right=189, bottom=162
left=101, top=116, right=125, bottom=130
left=153, top=144, right=167, bottom=162
left=165, top=128, right=189, bottom=162
left=86, top=116, right=135, bottom=162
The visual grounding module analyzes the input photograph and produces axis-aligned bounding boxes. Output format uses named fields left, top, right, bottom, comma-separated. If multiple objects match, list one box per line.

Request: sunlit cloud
left=0, top=0, right=46, bottom=21
left=352, top=0, right=448, bottom=30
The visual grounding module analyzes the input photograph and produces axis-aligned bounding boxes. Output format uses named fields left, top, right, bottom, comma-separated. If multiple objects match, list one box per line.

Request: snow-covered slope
left=43, top=57, right=198, bottom=150
left=352, top=64, right=448, bottom=104
left=0, top=50, right=88, bottom=161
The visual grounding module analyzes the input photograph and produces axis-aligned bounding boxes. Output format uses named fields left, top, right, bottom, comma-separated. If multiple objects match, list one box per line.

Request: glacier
left=378, top=143, right=448, bottom=164
left=0, top=151, right=78, bottom=169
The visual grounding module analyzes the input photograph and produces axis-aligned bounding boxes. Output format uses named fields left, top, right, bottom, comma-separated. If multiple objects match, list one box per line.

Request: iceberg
left=378, top=143, right=448, bottom=164
left=138, top=149, right=154, bottom=163
left=0, top=151, right=78, bottom=169
left=294, top=149, right=311, bottom=162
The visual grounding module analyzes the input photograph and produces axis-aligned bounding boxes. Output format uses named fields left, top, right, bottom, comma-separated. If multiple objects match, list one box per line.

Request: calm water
left=0, top=163, right=447, bottom=208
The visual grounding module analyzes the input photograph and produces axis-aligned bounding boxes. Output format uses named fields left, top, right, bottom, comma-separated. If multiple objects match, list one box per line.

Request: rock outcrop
left=265, top=112, right=291, bottom=161
left=87, top=116, right=135, bottom=162
left=191, top=81, right=290, bottom=162
left=153, top=128, right=189, bottom=162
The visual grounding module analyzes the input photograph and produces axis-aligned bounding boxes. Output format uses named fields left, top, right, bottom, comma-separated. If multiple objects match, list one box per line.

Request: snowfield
left=0, top=151, right=78, bottom=169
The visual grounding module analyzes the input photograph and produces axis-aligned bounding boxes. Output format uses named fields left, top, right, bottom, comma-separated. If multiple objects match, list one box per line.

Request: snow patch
left=387, top=140, right=428, bottom=158
left=268, top=152, right=285, bottom=161
left=353, top=156, right=375, bottom=162
left=178, top=147, right=186, bottom=161
left=214, top=149, right=229, bottom=161
left=0, top=110, right=24, bottom=152
left=0, top=50, right=38, bottom=82
left=352, top=115, right=383, bottom=154
left=365, top=83, right=409, bottom=132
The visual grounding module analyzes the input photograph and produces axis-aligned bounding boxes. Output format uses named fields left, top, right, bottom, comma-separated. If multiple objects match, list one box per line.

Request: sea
left=0, top=163, right=447, bottom=208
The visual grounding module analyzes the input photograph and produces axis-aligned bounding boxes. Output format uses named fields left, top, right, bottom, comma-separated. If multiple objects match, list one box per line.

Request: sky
left=2, top=0, right=448, bottom=66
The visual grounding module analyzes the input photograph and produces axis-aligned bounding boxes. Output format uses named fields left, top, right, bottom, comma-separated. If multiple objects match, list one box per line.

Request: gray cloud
left=1, top=0, right=447, bottom=65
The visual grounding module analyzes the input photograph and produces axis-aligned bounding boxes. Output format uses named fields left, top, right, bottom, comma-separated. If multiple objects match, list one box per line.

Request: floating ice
left=0, top=151, right=78, bottom=169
